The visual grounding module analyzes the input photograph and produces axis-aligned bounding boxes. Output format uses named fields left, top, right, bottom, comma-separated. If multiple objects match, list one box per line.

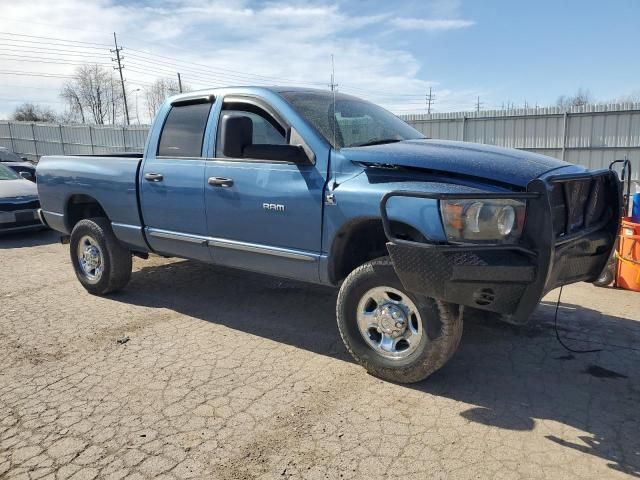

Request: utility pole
left=425, top=87, right=435, bottom=114
left=110, top=75, right=116, bottom=124
left=329, top=54, right=338, bottom=91
left=177, top=72, right=183, bottom=93
left=475, top=96, right=483, bottom=113
left=111, top=32, right=130, bottom=125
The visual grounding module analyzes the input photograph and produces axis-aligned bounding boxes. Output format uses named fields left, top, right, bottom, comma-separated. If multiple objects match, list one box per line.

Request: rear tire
left=593, top=266, right=614, bottom=287
left=70, top=217, right=132, bottom=295
left=336, top=257, right=463, bottom=383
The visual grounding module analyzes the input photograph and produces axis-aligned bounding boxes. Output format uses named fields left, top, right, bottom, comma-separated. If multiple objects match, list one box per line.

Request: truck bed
left=36, top=154, right=147, bottom=250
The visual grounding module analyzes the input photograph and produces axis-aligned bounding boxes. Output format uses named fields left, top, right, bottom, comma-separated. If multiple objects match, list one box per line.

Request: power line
left=0, top=31, right=112, bottom=47
left=0, top=47, right=110, bottom=59
left=124, top=47, right=326, bottom=86
left=0, top=70, right=74, bottom=78
left=124, top=53, right=313, bottom=87
left=0, top=54, right=112, bottom=67
left=0, top=38, right=110, bottom=51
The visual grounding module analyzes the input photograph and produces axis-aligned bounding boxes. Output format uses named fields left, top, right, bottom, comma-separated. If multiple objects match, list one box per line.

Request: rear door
left=140, top=98, right=214, bottom=261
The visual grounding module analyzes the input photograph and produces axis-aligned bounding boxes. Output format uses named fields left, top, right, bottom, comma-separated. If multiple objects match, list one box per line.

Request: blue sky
left=1, top=0, right=639, bottom=120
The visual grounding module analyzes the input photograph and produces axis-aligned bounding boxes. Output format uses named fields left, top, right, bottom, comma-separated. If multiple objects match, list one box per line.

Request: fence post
left=88, top=125, right=95, bottom=154
left=561, top=111, right=568, bottom=161
left=30, top=123, right=39, bottom=159
left=8, top=122, right=16, bottom=153
left=59, top=124, right=66, bottom=155
left=122, top=127, right=127, bottom=152
left=461, top=116, right=467, bottom=142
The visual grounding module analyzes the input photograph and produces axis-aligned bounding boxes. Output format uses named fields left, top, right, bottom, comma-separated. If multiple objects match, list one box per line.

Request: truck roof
left=166, top=86, right=359, bottom=104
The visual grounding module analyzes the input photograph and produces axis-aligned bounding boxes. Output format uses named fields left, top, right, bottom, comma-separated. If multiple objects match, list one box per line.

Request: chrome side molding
left=208, top=238, right=316, bottom=262
left=146, top=227, right=318, bottom=262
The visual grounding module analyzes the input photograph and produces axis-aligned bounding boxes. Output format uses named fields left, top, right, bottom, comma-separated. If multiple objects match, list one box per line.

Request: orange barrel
left=616, top=217, right=640, bottom=292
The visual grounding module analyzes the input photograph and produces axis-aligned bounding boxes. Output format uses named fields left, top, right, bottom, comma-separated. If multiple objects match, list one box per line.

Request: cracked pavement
left=1, top=229, right=639, bottom=479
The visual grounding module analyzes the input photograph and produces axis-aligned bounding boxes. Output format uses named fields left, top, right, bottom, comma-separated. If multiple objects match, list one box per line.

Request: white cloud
left=0, top=0, right=482, bottom=121
left=389, top=18, right=475, bottom=31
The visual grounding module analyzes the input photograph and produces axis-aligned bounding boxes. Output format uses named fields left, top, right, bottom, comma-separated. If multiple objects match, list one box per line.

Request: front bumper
left=382, top=170, right=621, bottom=324
left=0, top=200, right=44, bottom=235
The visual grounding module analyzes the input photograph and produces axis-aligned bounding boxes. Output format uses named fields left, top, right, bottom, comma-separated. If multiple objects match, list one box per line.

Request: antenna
left=330, top=54, right=338, bottom=189
left=329, top=54, right=338, bottom=91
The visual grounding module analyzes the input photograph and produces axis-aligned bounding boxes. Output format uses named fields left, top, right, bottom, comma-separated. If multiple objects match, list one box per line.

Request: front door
left=140, top=99, right=213, bottom=261
left=204, top=97, right=325, bottom=282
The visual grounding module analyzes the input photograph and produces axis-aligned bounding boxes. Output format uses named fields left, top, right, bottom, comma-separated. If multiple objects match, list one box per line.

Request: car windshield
left=279, top=90, right=425, bottom=149
left=0, top=163, right=19, bottom=180
left=0, top=149, right=22, bottom=162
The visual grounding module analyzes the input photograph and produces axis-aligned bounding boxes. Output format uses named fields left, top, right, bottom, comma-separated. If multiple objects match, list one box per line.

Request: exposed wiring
left=553, top=285, right=602, bottom=354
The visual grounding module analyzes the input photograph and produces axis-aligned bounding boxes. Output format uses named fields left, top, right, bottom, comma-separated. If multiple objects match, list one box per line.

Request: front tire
left=70, top=217, right=132, bottom=295
left=336, top=257, right=463, bottom=383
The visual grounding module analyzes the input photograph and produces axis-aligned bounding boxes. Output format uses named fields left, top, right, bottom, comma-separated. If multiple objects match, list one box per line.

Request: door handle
left=144, top=172, right=164, bottom=182
left=208, top=177, right=234, bottom=188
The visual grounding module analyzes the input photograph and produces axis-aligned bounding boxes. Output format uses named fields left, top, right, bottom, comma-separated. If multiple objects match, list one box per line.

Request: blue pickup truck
left=37, top=87, right=621, bottom=383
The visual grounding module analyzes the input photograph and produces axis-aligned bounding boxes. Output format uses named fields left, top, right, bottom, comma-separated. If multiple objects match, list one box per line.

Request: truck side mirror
left=19, top=171, right=34, bottom=181
left=220, top=114, right=253, bottom=158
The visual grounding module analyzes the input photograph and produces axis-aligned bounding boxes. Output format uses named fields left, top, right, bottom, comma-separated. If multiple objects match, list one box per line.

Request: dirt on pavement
left=1, top=229, right=639, bottom=479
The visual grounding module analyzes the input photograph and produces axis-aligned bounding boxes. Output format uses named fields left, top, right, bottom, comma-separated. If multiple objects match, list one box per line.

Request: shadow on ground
left=112, top=259, right=640, bottom=477
left=0, top=228, right=57, bottom=249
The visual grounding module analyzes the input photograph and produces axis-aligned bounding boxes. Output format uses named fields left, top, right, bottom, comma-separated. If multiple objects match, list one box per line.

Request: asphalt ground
left=1, top=229, right=639, bottom=479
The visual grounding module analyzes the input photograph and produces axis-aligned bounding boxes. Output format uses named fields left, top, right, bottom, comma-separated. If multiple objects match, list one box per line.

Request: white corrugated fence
left=1, top=102, right=638, bottom=180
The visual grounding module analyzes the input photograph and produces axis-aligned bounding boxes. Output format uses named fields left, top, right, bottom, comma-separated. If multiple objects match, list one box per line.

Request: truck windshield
left=0, top=149, right=22, bottom=162
left=279, top=90, right=425, bottom=149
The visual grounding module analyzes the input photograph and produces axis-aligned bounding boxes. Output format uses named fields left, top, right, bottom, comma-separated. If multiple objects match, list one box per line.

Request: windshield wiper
left=352, top=138, right=403, bottom=147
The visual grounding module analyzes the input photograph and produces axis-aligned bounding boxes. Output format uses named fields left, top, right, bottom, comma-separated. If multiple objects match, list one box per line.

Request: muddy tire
left=336, top=257, right=463, bottom=383
left=593, top=266, right=614, bottom=287
left=70, top=217, right=132, bottom=295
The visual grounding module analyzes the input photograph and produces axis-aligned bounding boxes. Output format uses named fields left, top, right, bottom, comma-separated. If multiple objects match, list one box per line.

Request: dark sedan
left=0, top=147, right=36, bottom=181
left=0, top=163, right=44, bottom=234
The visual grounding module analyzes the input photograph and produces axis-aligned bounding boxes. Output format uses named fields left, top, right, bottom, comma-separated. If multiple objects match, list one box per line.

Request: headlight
left=440, top=199, right=526, bottom=243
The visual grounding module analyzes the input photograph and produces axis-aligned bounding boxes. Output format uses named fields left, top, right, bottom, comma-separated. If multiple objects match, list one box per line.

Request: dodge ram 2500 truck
left=37, top=87, right=621, bottom=383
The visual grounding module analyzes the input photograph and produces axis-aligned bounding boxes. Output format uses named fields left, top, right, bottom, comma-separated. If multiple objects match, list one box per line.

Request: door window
left=216, top=106, right=287, bottom=158
left=157, top=102, right=212, bottom=158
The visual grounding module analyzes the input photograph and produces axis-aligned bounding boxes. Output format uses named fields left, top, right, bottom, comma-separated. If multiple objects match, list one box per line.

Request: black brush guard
left=380, top=170, right=621, bottom=325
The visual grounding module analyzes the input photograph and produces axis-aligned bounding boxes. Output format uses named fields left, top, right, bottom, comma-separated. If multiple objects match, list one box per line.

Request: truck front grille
left=0, top=199, right=40, bottom=212
left=549, top=174, right=614, bottom=238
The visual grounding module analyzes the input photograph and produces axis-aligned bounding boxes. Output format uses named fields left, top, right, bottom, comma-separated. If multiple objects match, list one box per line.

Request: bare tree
left=556, top=88, right=592, bottom=109
left=616, top=90, right=640, bottom=103
left=144, top=78, right=190, bottom=120
left=11, top=103, right=58, bottom=122
left=60, top=64, right=126, bottom=124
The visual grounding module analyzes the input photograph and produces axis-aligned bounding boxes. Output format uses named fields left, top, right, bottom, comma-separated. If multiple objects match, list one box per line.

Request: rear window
left=157, top=102, right=212, bottom=158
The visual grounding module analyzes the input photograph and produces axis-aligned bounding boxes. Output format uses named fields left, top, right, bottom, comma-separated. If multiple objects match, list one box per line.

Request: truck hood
left=340, top=139, right=572, bottom=187
left=0, top=179, right=38, bottom=201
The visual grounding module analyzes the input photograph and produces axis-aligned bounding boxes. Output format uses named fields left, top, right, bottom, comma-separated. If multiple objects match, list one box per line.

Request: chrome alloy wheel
left=356, top=286, right=423, bottom=359
left=77, top=235, right=104, bottom=283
